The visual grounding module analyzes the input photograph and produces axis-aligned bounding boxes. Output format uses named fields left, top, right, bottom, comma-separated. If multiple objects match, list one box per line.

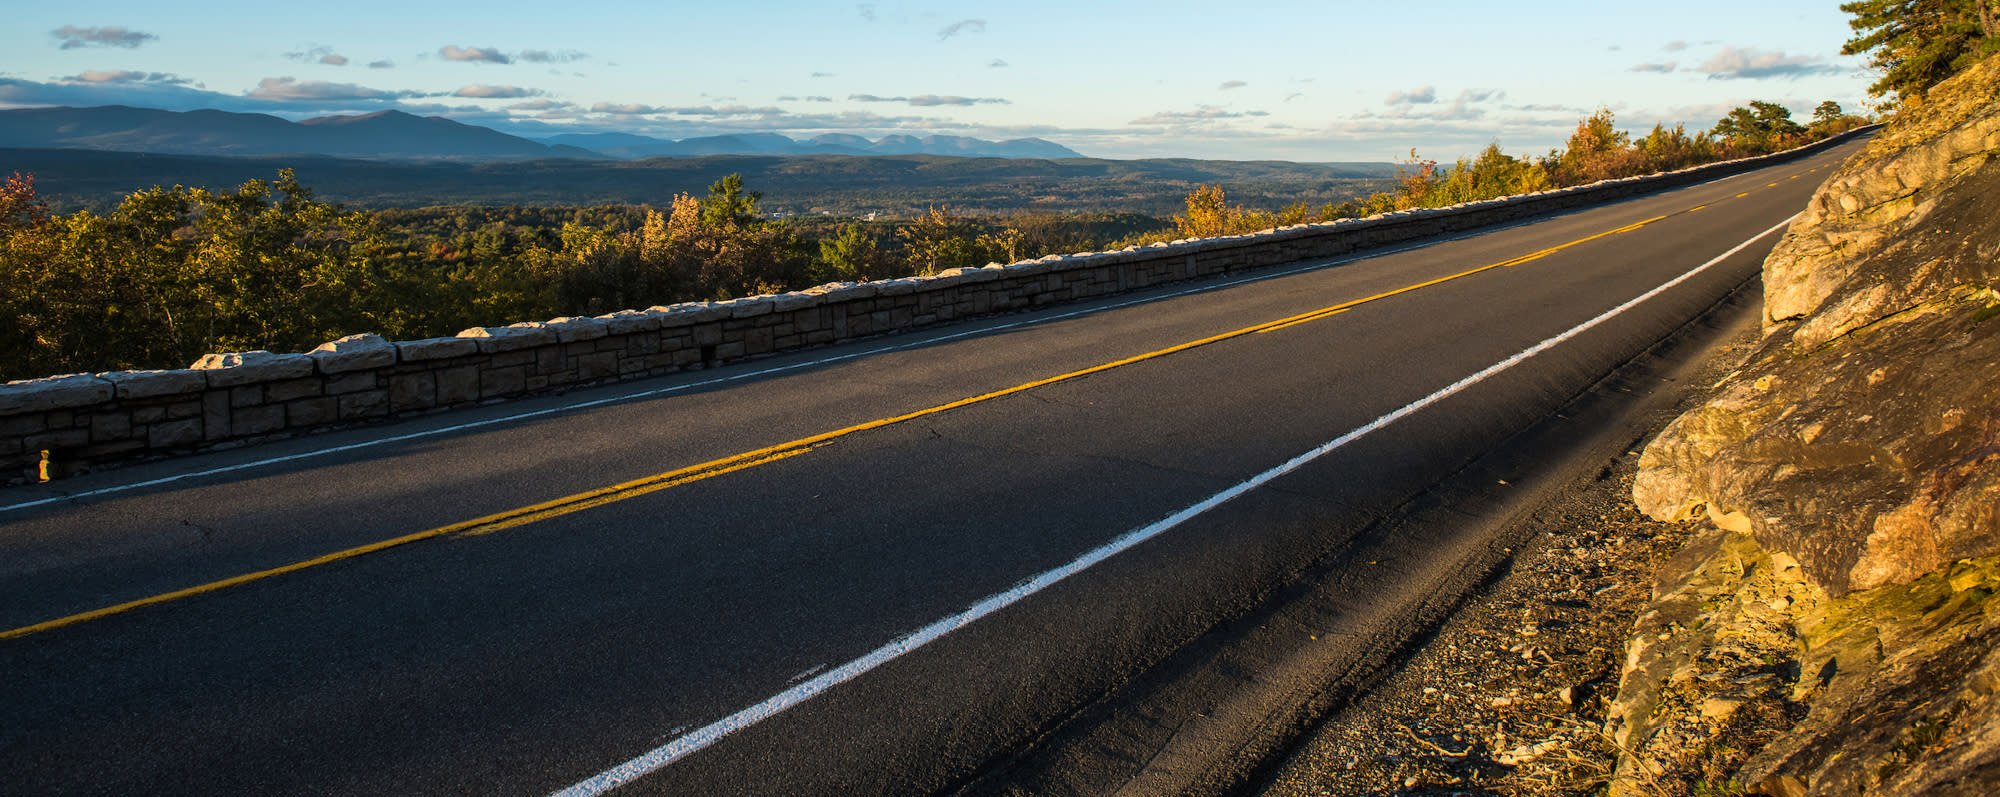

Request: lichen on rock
left=1614, top=51, right=2000, bottom=797
left=1637, top=52, right=2000, bottom=598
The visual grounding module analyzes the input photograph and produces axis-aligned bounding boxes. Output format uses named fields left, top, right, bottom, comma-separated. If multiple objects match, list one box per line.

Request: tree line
left=1165, top=100, right=1866, bottom=238
left=0, top=99, right=1875, bottom=382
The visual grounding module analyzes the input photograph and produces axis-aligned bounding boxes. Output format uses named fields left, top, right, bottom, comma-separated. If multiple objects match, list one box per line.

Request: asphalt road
left=0, top=139, right=1863, bottom=795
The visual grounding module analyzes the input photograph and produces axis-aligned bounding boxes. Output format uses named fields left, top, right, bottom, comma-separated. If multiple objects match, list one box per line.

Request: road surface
left=0, top=139, right=1862, bottom=795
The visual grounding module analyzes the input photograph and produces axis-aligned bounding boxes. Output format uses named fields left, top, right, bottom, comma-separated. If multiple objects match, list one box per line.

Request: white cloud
left=63, top=70, right=192, bottom=85
left=507, top=99, right=573, bottom=111
left=1385, top=86, right=1437, bottom=105
left=591, top=102, right=669, bottom=115
left=51, top=25, right=155, bottom=50
left=938, top=19, right=986, bottom=40
left=454, top=84, right=542, bottom=98
left=286, top=46, right=349, bottom=66
left=247, top=76, right=428, bottom=101
left=1630, top=62, right=1677, bottom=73
left=848, top=93, right=1008, bottom=106
left=518, top=49, right=588, bottom=64
left=1219, top=80, right=1247, bottom=90
left=368, top=60, right=395, bottom=69
left=1697, top=46, right=1843, bottom=80
left=1129, top=107, right=1268, bottom=126
left=439, top=45, right=511, bottom=64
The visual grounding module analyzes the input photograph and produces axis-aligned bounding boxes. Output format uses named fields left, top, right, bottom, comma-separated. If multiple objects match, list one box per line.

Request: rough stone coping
left=16, top=126, right=1869, bottom=401
left=101, top=369, right=207, bottom=400
left=546, top=317, right=611, bottom=343
left=596, top=309, right=664, bottom=335
left=191, top=350, right=315, bottom=388
left=309, top=333, right=397, bottom=374
left=0, top=373, right=115, bottom=413
left=397, top=336, right=479, bottom=361
left=457, top=323, right=556, bottom=353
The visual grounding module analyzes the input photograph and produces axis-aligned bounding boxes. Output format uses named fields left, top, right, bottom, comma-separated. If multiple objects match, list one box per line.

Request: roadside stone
left=0, top=374, right=114, bottom=414
left=309, top=333, right=398, bottom=373
left=457, top=324, right=556, bottom=353
left=395, top=336, right=479, bottom=361
left=191, top=351, right=314, bottom=388
left=98, top=369, right=207, bottom=400
left=546, top=317, right=610, bottom=342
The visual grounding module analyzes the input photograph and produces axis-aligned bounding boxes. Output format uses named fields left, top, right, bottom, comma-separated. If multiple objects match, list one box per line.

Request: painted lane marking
left=1736, top=192, right=1752, bottom=198
left=550, top=213, right=1805, bottom=796
left=1258, top=215, right=1665, bottom=334
left=0, top=191, right=1762, bottom=638
left=4, top=144, right=1857, bottom=518
left=0, top=235, right=1576, bottom=638
left=0, top=217, right=1580, bottom=517
left=0, top=446, right=823, bottom=641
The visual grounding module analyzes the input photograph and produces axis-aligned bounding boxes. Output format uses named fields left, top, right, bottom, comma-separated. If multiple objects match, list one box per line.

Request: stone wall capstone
left=0, top=127, right=1873, bottom=485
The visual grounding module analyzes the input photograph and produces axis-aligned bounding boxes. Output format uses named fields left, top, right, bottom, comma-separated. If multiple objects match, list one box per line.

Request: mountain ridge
left=0, top=105, right=1082, bottom=162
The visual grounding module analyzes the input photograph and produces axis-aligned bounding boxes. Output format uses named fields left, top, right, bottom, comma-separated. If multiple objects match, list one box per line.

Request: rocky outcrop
left=1615, top=52, right=2000, bottom=796
left=1635, top=53, right=2000, bottom=597
left=1607, top=530, right=2000, bottom=795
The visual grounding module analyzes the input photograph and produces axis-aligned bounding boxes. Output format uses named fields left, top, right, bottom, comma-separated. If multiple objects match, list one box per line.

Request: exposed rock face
left=1608, top=531, right=2000, bottom=796
left=1761, top=54, right=2000, bottom=333
left=1635, top=53, right=2000, bottom=597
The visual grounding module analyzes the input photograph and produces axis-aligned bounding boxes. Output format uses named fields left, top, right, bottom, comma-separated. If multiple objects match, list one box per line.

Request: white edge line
left=0, top=221, right=1526, bottom=516
left=551, top=214, right=1801, bottom=796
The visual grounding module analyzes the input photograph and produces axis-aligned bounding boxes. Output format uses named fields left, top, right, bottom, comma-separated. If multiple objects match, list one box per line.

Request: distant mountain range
left=536, top=130, right=1079, bottom=159
left=0, top=105, right=1083, bottom=162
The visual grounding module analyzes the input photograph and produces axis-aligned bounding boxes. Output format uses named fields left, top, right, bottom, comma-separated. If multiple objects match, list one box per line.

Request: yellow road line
left=1736, top=192, right=1751, bottom=198
left=2, top=205, right=1686, bottom=641
left=1690, top=205, right=1707, bottom=212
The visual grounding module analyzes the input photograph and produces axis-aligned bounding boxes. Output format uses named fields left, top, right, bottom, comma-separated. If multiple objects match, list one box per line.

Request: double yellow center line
left=2, top=168, right=1818, bottom=641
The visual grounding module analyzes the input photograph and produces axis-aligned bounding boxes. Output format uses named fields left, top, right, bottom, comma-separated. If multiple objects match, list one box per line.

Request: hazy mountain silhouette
left=537, top=130, right=1082, bottom=159
left=0, top=106, right=585, bottom=161
left=0, top=105, right=1083, bottom=161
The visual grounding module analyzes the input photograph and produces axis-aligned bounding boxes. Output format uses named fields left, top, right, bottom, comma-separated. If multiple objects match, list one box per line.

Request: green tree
left=814, top=223, right=885, bottom=282
left=700, top=173, right=761, bottom=229
left=1841, top=0, right=2000, bottom=103
left=1712, top=101, right=1808, bottom=152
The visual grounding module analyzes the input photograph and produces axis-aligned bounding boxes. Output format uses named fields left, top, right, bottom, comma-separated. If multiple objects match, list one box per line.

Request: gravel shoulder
left=1254, top=305, right=1769, bottom=796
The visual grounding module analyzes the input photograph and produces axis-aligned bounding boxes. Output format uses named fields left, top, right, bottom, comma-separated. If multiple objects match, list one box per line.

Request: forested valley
left=1, top=102, right=1867, bottom=381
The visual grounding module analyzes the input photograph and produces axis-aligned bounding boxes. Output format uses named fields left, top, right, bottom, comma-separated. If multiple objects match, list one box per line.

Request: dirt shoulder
left=1253, top=310, right=1768, bottom=796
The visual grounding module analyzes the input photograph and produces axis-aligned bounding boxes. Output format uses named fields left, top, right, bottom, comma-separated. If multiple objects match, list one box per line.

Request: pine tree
left=1841, top=0, right=2000, bottom=103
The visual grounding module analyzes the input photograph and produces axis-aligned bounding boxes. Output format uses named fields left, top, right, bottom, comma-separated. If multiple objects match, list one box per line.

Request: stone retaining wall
left=0, top=127, right=1874, bottom=484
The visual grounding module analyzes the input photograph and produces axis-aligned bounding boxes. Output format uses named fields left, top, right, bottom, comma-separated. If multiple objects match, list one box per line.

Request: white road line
left=551, top=214, right=1801, bottom=796
left=0, top=222, right=1541, bottom=516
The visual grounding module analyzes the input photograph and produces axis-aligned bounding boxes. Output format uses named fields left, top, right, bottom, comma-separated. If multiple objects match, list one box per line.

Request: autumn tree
left=0, top=172, right=50, bottom=233
left=1174, top=185, right=1234, bottom=238
left=897, top=205, right=985, bottom=275
left=1553, top=108, right=1646, bottom=184
left=0, top=169, right=382, bottom=379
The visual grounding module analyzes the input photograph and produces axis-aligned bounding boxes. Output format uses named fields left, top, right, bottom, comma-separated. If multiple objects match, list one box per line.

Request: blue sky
left=1, top=1, right=1875, bottom=161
